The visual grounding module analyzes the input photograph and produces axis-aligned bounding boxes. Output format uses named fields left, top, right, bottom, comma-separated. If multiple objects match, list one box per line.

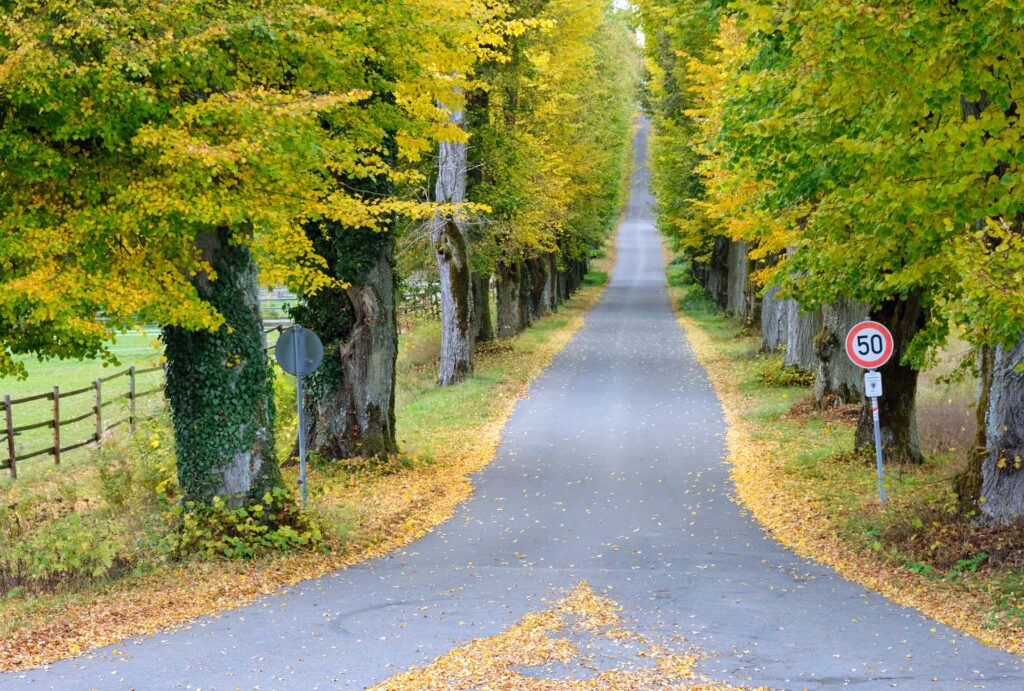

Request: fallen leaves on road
left=373, top=581, right=753, bottom=690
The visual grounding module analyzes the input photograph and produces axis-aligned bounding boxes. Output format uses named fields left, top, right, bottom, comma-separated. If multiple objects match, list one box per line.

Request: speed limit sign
left=845, top=321, right=894, bottom=370
left=846, top=320, right=894, bottom=506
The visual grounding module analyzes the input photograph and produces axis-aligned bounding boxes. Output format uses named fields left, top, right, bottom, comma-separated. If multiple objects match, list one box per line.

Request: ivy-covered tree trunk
left=432, top=106, right=474, bottom=386
left=292, top=226, right=398, bottom=461
left=471, top=271, right=494, bottom=343
left=854, top=295, right=926, bottom=464
left=163, top=229, right=281, bottom=507
left=496, top=261, right=521, bottom=338
left=814, top=299, right=867, bottom=408
left=977, top=335, right=1024, bottom=525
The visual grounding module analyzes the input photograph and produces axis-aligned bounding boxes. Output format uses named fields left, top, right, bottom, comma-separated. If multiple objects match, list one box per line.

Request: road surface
left=4, top=123, right=1023, bottom=690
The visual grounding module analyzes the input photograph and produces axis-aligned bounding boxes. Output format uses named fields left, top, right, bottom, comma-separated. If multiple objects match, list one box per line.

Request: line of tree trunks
left=163, top=229, right=281, bottom=507
left=292, top=225, right=398, bottom=461
left=493, top=253, right=588, bottom=340
left=854, top=295, right=926, bottom=464
left=432, top=105, right=474, bottom=386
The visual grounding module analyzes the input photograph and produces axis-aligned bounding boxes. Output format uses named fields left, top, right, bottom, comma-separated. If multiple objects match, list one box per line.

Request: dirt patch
left=781, top=397, right=859, bottom=425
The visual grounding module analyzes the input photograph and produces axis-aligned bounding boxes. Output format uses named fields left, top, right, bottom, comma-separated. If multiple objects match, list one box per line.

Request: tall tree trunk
left=977, top=336, right=1024, bottom=525
left=545, top=253, right=558, bottom=311
left=726, top=240, right=749, bottom=319
left=530, top=256, right=548, bottom=320
left=701, top=236, right=730, bottom=309
left=783, top=300, right=823, bottom=372
left=854, top=294, right=926, bottom=464
left=518, top=259, right=534, bottom=331
left=556, top=268, right=568, bottom=304
left=471, top=271, right=494, bottom=343
left=163, top=229, right=281, bottom=507
left=814, top=299, right=867, bottom=408
left=293, top=227, right=398, bottom=461
left=761, top=285, right=788, bottom=353
left=955, top=345, right=995, bottom=515
left=496, top=261, right=521, bottom=339
left=432, top=106, right=473, bottom=386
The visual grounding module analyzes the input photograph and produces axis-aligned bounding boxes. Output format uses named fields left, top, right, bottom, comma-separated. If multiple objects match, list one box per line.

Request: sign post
left=275, top=325, right=324, bottom=507
left=845, top=321, right=895, bottom=505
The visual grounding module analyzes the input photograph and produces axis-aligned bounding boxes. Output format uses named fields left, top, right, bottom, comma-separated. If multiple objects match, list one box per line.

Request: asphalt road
left=4, top=123, right=1023, bottom=690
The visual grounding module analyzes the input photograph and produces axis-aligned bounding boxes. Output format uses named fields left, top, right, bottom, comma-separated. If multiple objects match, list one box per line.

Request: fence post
left=94, top=379, right=102, bottom=442
left=52, top=387, right=60, bottom=465
left=3, top=395, right=15, bottom=479
left=128, top=366, right=137, bottom=432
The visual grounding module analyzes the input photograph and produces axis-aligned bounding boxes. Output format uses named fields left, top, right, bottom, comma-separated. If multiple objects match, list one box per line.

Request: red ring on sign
left=845, top=321, right=894, bottom=369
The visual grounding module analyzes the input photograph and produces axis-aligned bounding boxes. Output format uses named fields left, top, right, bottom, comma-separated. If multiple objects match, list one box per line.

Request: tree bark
left=529, top=256, right=549, bottom=320
left=814, top=299, right=867, bottom=408
left=163, top=229, right=281, bottom=507
left=496, top=261, right=521, bottom=339
left=761, top=285, right=788, bottom=353
left=955, top=344, right=995, bottom=515
left=700, top=236, right=730, bottom=309
left=471, top=271, right=494, bottom=343
left=518, top=258, right=534, bottom=331
left=783, top=299, right=823, bottom=372
left=294, top=228, right=398, bottom=461
left=432, top=106, right=473, bottom=386
left=854, top=294, right=926, bottom=464
left=556, top=268, right=568, bottom=304
left=544, top=253, right=558, bottom=311
left=977, top=336, right=1024, bottom=525
left=726, top=240, right=749, bottom=319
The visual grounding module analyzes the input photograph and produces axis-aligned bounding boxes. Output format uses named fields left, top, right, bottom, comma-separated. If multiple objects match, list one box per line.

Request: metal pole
left=871, top=393, right=886, bottom=505
left=294, top=326, right=307, bottom=507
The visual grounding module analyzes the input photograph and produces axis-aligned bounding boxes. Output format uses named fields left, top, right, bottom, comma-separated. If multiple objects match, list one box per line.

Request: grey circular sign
left=275, top=325, right=324, bottom=376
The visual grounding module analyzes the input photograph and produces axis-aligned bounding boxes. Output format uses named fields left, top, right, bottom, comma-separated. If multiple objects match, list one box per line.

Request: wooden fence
left=0, top=366, right=163, bottom=478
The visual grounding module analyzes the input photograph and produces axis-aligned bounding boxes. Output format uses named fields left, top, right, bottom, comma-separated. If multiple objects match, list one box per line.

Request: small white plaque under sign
left=864, top=371, right=883, bottom=398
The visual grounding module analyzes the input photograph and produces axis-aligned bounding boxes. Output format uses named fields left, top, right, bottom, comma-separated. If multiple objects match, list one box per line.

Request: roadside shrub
left=755, top=355, right=815, bottom=387
left=0, top=505, right=129, bottom=592
left=162, top=486, right=323, bottom=560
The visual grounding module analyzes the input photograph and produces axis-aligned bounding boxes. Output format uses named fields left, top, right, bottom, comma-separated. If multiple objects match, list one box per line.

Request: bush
left=755, top=355, right=815, bottom=387
left=0, top=505, right=129, bottom=592
left=162, top=486, right=323, bottom=560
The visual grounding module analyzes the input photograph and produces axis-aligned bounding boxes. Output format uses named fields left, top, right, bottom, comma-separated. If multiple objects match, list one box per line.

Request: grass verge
left=0, top=253, right=612, bottom=671
left=665, top=255, right=1024, bottom=657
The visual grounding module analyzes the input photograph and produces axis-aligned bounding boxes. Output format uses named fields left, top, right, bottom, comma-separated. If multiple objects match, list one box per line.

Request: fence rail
left=1, top=323, right=292, bottom=478
left=1, top=365, right=164, bottom=478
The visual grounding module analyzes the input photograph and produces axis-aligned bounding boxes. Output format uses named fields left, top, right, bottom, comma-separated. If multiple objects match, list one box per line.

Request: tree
left=0, top=0, right=460, bottom=501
